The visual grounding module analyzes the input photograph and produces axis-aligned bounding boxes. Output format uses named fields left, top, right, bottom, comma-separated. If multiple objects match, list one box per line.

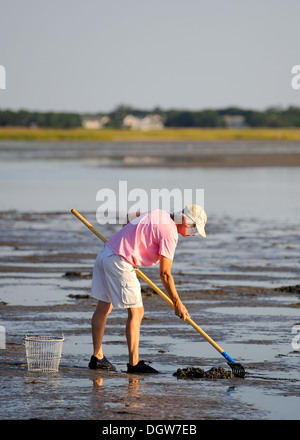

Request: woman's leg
left=126, top=306, right=144, bottom=366
left=91, top=300, right=113, bottom=359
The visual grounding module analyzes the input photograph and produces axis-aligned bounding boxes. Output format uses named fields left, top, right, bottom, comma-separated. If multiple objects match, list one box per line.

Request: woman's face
left=177, top=217, right=197, bottom=237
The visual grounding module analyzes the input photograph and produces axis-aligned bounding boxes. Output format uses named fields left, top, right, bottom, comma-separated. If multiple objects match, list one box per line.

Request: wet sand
left=1, top=286, right=300, bottom=421
left=0, top=211, right=299, bottom=421
left=1, top=140, right=300, bottom=421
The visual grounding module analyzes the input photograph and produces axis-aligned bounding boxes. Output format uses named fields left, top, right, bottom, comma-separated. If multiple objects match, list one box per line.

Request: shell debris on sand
left=173, top=366, right=233, bottom=379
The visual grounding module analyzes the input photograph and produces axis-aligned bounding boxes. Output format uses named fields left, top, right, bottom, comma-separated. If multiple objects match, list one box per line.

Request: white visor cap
left=183, top=204, right=207, bottom=238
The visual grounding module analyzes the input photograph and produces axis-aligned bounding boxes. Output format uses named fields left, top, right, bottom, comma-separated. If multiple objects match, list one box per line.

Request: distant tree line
left=0, top=110, right=81, bottom=128
left=162, top=106, right=300, bottom=128
left=1, top=105, right=300, bottom=128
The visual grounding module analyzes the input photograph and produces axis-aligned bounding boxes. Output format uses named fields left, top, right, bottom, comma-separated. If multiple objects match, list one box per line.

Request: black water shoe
left=127, top=360, right=158, bottom=374
left=89, top=355, right=115, bottom=371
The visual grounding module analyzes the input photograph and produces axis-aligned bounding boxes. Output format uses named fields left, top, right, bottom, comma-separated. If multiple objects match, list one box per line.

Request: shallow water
left=1, top=286, right=299, bottom=420
left=0, top=141, right=300, bottom=421
left=1, top=157, right=300, bottom=220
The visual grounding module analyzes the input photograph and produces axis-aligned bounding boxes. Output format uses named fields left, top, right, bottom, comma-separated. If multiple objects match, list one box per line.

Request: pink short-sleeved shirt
left=106, top=209, right=178, bottom=267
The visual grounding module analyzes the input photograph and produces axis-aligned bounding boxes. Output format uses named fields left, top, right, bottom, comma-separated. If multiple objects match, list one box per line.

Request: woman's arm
left=159, top=255, right=189, bottom=321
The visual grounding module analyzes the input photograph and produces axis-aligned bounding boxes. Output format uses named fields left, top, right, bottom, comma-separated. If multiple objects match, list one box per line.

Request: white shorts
left=91, top=244, right=143, bottom=309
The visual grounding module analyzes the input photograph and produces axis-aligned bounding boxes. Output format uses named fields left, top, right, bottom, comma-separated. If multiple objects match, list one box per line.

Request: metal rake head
left=228, top=362, right=246, bottom=379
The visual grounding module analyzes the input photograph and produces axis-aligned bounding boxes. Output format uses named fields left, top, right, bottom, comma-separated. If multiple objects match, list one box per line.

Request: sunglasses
left=184, top=219, right=198, bottom=236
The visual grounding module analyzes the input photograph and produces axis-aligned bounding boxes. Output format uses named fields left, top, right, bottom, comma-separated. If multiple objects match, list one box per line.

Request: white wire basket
left=24, top=334, right=64, bottom=372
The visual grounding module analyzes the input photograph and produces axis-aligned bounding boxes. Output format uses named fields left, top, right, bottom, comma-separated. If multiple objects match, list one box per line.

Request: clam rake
left=71, top=209, right=246, bottom=379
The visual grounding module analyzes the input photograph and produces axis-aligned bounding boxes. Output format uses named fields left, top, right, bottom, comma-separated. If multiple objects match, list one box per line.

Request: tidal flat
left=0, top=140, right=299, bottom=421
left=0, top=211, right=299, bottom=420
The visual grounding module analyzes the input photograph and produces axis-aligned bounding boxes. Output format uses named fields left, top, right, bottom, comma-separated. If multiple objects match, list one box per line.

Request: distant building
left=123, top=115, right=141, bottom=130
left=223, top=115, right=247, bottom=128
left=140, top=114, right=164, bottom=131
left=81, top=115, right=110, bottom=129
left=123, top=114, right=164, bottom=131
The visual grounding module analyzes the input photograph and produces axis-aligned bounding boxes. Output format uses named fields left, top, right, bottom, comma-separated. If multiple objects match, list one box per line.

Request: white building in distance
left=123, top=114, right=164, bottom=131
left=81, top=115, right=110, bottom=129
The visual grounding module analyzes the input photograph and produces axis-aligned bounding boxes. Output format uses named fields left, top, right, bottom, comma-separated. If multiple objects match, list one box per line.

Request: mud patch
left=173, top=366, right=233, bottom=379
left=63, top=271, right=92, bottom=279
left=275, top=285, right=300, bottom=294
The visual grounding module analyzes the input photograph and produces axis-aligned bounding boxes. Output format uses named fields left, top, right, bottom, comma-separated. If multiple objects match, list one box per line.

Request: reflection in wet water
left=90, top=372, right=145, bottom=417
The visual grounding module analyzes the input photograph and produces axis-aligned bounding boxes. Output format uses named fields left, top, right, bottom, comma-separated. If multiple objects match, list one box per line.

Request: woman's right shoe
left=127, top=360, right=158, bottom=374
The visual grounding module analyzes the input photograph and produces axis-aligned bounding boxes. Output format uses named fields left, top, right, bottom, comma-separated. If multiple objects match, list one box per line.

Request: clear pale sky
left=0, top=0, right=299, bottom=113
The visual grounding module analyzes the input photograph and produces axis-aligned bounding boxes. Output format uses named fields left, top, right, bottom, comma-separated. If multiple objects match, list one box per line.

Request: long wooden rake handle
left=71, top=209, right=244, bottom=373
